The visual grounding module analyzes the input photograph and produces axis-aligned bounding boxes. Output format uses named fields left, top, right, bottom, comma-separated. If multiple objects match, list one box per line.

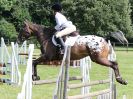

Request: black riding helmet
left=52, top=3, right=62, bottom=11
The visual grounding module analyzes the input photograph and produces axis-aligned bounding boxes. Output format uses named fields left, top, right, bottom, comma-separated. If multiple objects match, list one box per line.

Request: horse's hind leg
left=32, top=55, right=46, bottom=81
left=110, top=61, right=127, bottom=85
left=93, top=57, right=127, bottom=85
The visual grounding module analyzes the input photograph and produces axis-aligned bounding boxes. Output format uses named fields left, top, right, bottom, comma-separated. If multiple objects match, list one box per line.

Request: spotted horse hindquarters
left=75, top=35, right=127, bottom=85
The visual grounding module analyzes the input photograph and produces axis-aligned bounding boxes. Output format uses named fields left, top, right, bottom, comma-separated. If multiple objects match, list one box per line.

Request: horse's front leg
left=32, top=54, right=46, bottom=81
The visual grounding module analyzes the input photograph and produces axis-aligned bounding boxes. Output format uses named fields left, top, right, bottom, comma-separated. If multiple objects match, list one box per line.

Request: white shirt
left=55, top=12, right=73, bottom=31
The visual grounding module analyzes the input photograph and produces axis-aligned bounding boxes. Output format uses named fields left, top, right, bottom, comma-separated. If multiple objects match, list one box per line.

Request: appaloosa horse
left=17, top=21, right=128, bottom=85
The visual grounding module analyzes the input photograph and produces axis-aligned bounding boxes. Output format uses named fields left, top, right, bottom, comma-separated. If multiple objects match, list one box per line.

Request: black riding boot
left=58, top=37, right=65, bottom=54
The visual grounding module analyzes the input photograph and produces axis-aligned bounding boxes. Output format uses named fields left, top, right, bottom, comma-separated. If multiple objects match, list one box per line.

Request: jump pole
left=0, top=41, right=21, bottom=85
left=11, top=42, right=21, bottom=85
left=0, top=37, right=11, bottom=66
left=17, top=44, right=34, bottom=99
left=66, top=40, right=116, bottom=99
left=53, top=45, right=71, bottom=99
left=108, top=40, right=117, bottom=99
left=80, top=56, right=91, bottom=95
left=17, top=41, right=27, bottom=65
left=32, top=76, right=82, bottom=85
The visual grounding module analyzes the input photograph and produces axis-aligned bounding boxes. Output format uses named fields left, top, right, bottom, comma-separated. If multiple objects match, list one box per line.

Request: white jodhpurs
left=55, top=25, right=76, bottom=38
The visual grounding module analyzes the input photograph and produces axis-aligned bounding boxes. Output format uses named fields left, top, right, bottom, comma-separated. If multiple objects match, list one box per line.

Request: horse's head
left=17, top=21, right=34, bottom=43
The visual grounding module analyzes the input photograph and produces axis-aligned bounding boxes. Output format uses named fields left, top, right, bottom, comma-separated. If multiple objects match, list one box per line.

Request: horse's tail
left=108, top=30, right=128, bottom=47
left=109, top=30, right=128, bottom=44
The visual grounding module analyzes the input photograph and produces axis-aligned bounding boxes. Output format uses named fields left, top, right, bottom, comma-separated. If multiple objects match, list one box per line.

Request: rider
left=51, top=3, right=76, bottom=54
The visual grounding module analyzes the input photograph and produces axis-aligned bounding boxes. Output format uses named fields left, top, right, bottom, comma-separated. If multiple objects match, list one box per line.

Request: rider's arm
left=55, top=15, right=62, bottom=30
left=55, top=12, right=67, bottom=31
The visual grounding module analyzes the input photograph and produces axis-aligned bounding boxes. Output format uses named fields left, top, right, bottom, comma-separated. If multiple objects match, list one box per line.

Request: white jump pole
left=11, top=42, right=21, bottom=85
left=18, top=41, right=27, bottom=65
left=17, top=44, right=34, bottom=99
left=108, top=40, right=116, bottom=99
left=80, top=56, right=91, bottom=96
left=123, top=95, right=126, bottom=99
left=15, top=43, right=19, bottom=63
left=53, top=45, right=69, bottom=99
left=0, top=38, right=21, bottom=85
left=1, top=37, right=11, bottom=64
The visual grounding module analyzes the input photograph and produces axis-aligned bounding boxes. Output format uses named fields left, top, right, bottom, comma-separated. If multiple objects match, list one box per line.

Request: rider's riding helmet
left=52, top=3, right=62, bottom=12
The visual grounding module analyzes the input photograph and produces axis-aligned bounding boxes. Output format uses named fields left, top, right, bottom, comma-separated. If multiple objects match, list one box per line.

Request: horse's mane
left=43, top=26, right=56, bottom=37
left=33, top=23, right=56, bottom=37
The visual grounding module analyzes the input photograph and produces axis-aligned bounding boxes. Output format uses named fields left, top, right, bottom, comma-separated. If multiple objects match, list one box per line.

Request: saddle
left=52, top=31, right=80, bottom=47
left=52, top=31, right=79, bottom=54
left=68, top=31, right=79, bottom=37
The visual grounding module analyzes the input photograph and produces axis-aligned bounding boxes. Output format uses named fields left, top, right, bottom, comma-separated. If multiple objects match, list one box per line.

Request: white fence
left=53, top=40, right=116, bottom=99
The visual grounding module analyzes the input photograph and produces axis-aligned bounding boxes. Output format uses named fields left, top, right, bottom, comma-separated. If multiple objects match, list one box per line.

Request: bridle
left=18, top=25, right=32, bottom=42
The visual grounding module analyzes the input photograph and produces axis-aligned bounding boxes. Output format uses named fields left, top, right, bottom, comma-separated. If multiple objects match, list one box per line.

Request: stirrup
left=60, top=49, right=64, bottom=54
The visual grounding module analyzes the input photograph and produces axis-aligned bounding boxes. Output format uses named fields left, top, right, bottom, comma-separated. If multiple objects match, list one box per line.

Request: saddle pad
left=65, top=35, right=80, bottom=46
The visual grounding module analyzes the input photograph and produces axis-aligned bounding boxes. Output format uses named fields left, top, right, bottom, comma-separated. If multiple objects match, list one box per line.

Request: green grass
left=0, top=49, right=133, bottom=99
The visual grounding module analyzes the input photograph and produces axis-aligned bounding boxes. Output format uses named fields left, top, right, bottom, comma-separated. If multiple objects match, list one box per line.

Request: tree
left=0, top=0, right=133, bottom=40
left=0, top=0, right=17, bottom=11
left=0, top=0, right=31, bottom=39
left=0, top=18, right=17, bottom=40
left=11, top=0, right=31, bottom=31
left=62, top=0, right=133, bottom=39
left=129, top=0, right=133, bottom=23
left=27, top=0, right=54, bottom=26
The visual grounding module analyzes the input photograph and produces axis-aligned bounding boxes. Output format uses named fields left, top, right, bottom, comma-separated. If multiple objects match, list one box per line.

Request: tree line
left=0, top=0, right=133, bottom=42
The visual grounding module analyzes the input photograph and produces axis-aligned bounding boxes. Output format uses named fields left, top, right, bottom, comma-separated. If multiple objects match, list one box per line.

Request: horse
left=17, top=21, right=128, bottom=85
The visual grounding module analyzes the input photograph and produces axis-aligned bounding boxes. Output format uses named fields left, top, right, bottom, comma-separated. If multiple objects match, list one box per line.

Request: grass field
left=0, top=48, right=133, bottom=99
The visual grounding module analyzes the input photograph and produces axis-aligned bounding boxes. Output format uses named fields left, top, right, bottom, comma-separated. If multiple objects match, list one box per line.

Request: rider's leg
left=56, top=37, right=65, bottom=54
left=55, top=25, right=76, bottom=38
left=55, top=25, right=76, bottom=54
left=58, top=37, right=65, bottom=48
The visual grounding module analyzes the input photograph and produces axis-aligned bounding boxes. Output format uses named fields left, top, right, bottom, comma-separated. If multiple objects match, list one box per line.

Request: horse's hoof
left=116, top=77, right=128, bottom=85
left=32, top=75, right=40, bottom=81
left=123, top=80, right=128, bottom=85
left=36, top=76, right=40, bottom=80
